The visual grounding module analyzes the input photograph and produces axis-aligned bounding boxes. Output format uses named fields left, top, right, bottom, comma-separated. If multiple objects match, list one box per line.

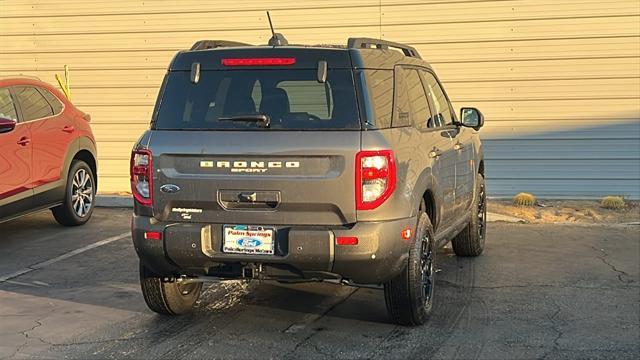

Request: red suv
left=0, top=77, right=97, bottom=225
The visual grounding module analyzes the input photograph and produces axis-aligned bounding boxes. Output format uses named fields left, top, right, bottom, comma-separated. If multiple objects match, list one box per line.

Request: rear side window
left=404, top=69, right=432, bottom=131
left=39, top=88, right=64, bottom=115
left=392, top=67, right=411, bottom=127
left=0, top=88, right=18, bottom=121
left=153, top=69, right=360, bottom=130
left=360, top=69, right=393, bottom=128
left=14, top=86, right=53, bottom=121
left=421, top=71, right=454, bottom=127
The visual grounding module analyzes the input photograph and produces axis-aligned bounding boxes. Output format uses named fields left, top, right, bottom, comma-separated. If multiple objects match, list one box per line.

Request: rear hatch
left=148, top=48, right=361, bottom=226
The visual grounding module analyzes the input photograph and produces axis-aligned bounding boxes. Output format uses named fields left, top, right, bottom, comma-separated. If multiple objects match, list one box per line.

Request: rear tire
left=384, top=211, right=436, bottom=326
left=139, top=263, right=202, bottom=315
left=451, top=173, right=486, bottom=257
left=51, top=160, right=95, bottom=226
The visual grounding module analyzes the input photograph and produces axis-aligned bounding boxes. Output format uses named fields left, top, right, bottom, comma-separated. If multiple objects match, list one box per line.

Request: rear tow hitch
left=242, top=263, right=264, bottom=281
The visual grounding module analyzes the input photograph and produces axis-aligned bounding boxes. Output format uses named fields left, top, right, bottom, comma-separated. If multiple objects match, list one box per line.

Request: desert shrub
left=513, top=192, right=536, bottom=207
left=601, top=196, right=625, bottom=210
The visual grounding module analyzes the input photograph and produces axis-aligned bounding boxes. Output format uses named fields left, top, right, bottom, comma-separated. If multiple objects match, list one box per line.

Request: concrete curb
left=486, top=212, right=527, bottom=223
left=96, top=195, right=529, bottom=223
left=96, top=195, right=133, bottom=208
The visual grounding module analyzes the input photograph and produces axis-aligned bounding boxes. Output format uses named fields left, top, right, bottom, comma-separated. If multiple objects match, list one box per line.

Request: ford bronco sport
left=131, top=36, right=486, bottom=326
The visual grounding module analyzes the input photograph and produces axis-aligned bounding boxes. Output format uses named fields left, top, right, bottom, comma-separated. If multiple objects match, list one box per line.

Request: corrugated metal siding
left=1, top=0, right=639, bottom=198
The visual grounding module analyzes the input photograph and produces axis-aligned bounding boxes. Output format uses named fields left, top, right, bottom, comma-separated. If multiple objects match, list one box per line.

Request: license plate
left=223, top=225, right=275, bottom=255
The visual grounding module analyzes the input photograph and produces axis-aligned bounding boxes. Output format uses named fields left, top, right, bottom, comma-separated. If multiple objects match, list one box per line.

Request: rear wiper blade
left=218, top=114, right=270, bottom=128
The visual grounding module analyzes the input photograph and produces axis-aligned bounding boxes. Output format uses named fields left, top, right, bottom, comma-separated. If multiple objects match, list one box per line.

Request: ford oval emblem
left=237, top=238, right=262, bottom=248
left=160, top=184, right=180, bottom=194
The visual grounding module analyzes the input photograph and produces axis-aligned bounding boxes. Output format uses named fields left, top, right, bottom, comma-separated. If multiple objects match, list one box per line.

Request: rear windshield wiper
left=218, top=114, right=271, bottom=128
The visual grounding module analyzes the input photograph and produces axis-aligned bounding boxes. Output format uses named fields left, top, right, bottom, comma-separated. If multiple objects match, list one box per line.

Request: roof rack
left=190, top=40, right=252, bottom=51
left=347, top=37, right=421, bottom=59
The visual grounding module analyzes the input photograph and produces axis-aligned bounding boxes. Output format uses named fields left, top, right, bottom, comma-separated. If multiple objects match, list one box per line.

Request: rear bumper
left=132, top=215, right=416, bottom=284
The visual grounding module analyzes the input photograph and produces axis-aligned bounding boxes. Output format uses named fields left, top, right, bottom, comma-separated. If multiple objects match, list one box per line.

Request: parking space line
left=0, top=232, right=130, bottom=283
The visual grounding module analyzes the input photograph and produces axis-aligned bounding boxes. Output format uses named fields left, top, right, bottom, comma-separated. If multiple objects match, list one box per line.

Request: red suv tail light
left=130, top=149, right=152, bottom=206
left=356, top=150, right=396, bottom=210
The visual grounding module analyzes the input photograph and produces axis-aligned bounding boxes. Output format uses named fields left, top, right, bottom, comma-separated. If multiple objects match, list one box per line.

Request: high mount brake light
left=356, top=150, right=396, bottom=210
left=130, top=149, right=153, bottom=206
left=221, top=58, right=296, bottom=66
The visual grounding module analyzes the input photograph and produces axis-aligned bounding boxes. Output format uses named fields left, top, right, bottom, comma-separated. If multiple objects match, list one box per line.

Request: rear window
left=153, top=69, right=360, bottom=130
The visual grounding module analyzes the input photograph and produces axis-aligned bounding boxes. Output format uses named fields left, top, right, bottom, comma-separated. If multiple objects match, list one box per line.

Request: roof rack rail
left=190, top=40, right=252, bottom=51
left=347, top=37, right=421, bottom=59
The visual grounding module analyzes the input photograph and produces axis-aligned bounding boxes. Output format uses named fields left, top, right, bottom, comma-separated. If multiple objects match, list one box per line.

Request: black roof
left=169, top=37, right=431, bottom=71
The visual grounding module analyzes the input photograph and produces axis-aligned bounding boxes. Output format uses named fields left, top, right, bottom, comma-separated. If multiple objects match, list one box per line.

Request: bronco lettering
left=208, top=160, right=300, bottom=172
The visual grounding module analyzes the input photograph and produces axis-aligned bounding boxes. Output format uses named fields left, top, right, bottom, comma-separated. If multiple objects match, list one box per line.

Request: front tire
left=139, top=263, right=202, bottom=315
left=451, top=173, right=487, bottom=257
left=51, top=160, right=95, bottom=226
left=384, top=211, right=436, bottom=326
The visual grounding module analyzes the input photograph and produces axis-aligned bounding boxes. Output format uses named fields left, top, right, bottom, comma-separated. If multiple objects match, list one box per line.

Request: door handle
left=62, top=125, right=75, bottom=133
left=17, top=137, right=30, bottom=146
left=454, top=142, right=464, bottom=151
left=428, top=147, right=442, bottom=159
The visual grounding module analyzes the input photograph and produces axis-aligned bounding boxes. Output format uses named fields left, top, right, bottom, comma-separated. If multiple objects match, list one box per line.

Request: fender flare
left=61, top=136, right=98, bottom=188
left=410, top=167, right=441, bottom=229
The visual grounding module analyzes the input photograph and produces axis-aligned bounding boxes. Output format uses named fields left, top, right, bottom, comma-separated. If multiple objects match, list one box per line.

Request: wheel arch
left=63, top=136, right=98, bottom=191
left=422, top=189, right=437, bottom=231
left=72, top=149, right=98, bottom=190
left=412, top=168, right=441, bottom=231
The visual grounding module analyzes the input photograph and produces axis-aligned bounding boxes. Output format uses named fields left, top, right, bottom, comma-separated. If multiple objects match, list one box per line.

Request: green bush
left=601, top=196, right=625, bottom=210
left=513, top=192, right=536, bottom=207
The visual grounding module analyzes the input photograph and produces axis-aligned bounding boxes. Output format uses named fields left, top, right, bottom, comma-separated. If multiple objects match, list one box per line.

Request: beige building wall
left=1, top=0, right=639, bottom=197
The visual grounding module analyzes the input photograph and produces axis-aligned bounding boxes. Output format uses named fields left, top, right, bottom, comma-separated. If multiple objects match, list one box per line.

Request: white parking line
left=0, top=232, right=129, bottom=283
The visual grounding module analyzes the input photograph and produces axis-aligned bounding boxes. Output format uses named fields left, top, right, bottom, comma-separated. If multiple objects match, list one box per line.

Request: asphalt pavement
left=0, top=208, right=638, bottom=359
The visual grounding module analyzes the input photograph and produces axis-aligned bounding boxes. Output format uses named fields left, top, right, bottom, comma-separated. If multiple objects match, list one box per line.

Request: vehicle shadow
left=0, top=239, right=480, bottom=325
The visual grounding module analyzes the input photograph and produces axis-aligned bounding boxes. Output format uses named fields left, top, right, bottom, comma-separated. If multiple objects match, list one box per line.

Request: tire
left=139, top=263, right=202, bottom=315
left=51, top=160, right=96, bottom=226
left=451, top=173, right=487, bottom=257
left=384, top=210, right=436, bottom=326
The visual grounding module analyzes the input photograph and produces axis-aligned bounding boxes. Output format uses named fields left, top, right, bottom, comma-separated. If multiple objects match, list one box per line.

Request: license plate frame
left=223, top=225, right=275, bottom=255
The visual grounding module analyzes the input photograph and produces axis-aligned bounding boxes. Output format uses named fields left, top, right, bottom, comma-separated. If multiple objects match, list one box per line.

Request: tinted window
left=392, top=67, right=411, bottom=127
left=40, top=88, right=64, bottom=114
left=404, top=69, right=432, bottom=130
left=14, top=86, right=53, bottom=121
left=421, top=71, right=453, bottom=127
left=153, top=69, right=360, bottom=130
left=0, top=88, right=18, bottom=121
left=361, top=69, right=393, bottom=128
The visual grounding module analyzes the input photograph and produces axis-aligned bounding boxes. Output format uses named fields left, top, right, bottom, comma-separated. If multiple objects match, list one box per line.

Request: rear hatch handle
left=238, top=192, right=257, bottom=202
left=218, top=190, right=281, bottom=211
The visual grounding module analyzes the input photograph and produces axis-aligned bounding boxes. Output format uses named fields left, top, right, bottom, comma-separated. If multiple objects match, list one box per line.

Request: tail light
left=131, top=149, right=152, bottom=206
left=356, top=150, right=396, bottom=210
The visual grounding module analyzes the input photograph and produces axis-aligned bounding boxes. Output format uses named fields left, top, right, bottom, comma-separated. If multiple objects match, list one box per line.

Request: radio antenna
left=267, top=11, right=276, bottom=38
left=266, top=11, right=288, bottom=46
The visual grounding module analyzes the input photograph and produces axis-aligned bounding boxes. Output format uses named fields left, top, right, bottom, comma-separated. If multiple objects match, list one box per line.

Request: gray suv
left=131, top=37, right=486, bottom=326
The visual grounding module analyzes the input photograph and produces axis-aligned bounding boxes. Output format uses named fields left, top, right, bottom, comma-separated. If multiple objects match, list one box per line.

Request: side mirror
left=460, top=107, right=484, bottom=130
left=0, top=118, right=17, bottom=134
